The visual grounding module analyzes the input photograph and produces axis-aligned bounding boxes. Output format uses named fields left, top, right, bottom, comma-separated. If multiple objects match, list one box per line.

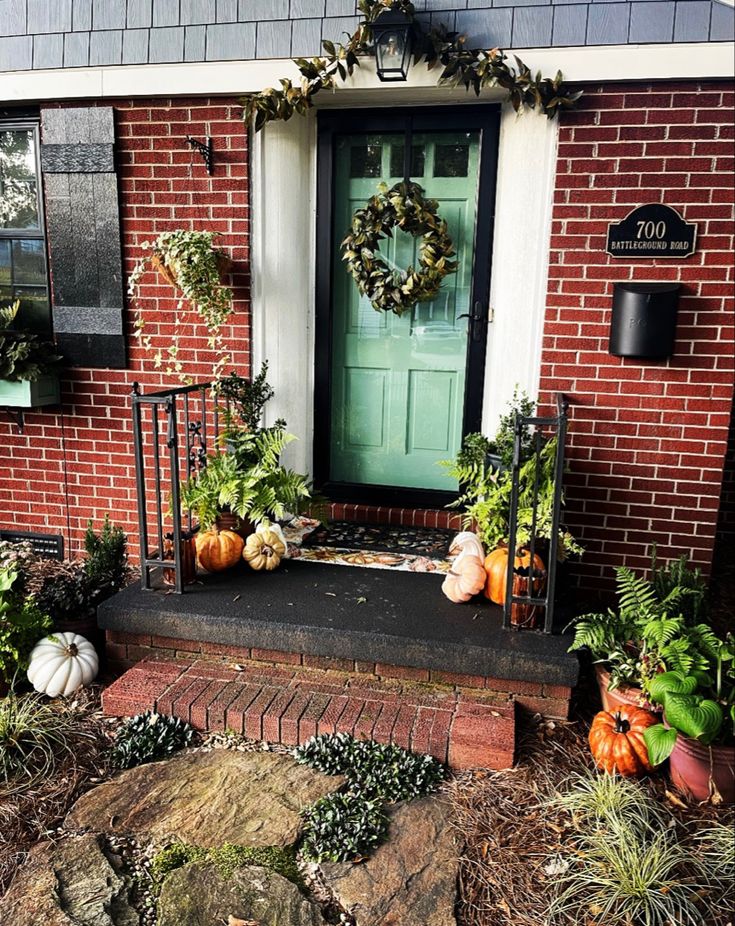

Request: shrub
left=301, top=792, right=389, bottom=863
left=110, top=711, right=194, bottom=769
left=84, top=516, right=128, bottom=602
left=0, top=692, right=78, bottom=795
left=0, top=567, right=52, bottom=683
left=294, top=732, right=445, bottom=802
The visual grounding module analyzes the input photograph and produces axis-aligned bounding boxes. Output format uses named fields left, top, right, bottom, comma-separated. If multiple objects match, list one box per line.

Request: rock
left=320, top=797, right=458, bottom=926
left=65, top=749, right=343, bottom=848
left=157, top=861, right=327, bottom=926
left=0, top=833, right=137, bottom=926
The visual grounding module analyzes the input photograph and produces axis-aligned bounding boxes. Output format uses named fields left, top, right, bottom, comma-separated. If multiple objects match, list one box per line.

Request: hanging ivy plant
left=342, top=180, right=457, bottom=315
left=127, top=230, right=234, bottom=382
left=242, top=0, right=582, bottom=131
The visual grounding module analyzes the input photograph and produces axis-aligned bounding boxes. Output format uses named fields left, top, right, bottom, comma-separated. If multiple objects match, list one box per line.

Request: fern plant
left=180, top=422, right=313, bottom=530
left=440, top=432, right=582, bottom=558
left=567, top=566, right=718, bottom=692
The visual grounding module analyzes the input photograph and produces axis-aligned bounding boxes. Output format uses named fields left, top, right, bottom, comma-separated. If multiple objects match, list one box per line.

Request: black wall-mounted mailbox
left=609, top=281, right=681, bottom=360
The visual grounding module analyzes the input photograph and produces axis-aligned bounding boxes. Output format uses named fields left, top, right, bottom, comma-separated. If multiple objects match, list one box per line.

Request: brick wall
left=539, top=81, right=735, bottom=590
left=0, top=97, right=250, bottom=557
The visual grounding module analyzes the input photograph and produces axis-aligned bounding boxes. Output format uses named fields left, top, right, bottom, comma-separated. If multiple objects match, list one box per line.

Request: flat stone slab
left=158, top=862, right=327, bottom=926
left=320, top=796, right=458, bottom=926
left=65, top=749, right=344, bottom=848
left=0, top=834, right=136, bottom=926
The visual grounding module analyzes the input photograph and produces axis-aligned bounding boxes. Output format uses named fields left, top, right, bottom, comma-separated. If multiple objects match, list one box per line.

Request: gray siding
left=0, top=0, right=730, bottom=70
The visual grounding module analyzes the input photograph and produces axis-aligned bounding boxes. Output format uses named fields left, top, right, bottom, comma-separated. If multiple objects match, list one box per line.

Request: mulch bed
left=445, top=697, right=735, bottom=926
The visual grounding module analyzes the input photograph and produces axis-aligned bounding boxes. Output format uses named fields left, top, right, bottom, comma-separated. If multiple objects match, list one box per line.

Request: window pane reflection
left=0, top=129, right=40, bottom=230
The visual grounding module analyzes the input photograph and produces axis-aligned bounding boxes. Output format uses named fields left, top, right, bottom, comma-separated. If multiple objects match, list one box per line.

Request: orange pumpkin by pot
left=195, top=529, right=244, bottom=573
left=442, top=550, right=487, bottom=603
left=484, top=546, right=545, bottom=605
left=588, top=704, right=657, bottom=777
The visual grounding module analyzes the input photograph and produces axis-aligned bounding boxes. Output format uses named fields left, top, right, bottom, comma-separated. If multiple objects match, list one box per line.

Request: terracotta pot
left=162, top=534, right=197, bottom=586
left=669, top=734, right=735, bottom=805
left=151, top=251, right=233, bottom=289
left=215, top=511, right=254, bottom=539
left=594, top=664, right=646, bottom=713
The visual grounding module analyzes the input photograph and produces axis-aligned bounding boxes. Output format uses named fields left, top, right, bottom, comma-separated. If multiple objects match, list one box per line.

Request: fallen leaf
left=664, top=789, right=688, bottom=810
left=228, top=917, right=259, bottom=926
left=232, top=594, right=241, bottom=602
left=325, top=592, right=337, bottom=597
left=230, top=664, right=246, bottom=672
left=356, top=596, right=367, bottom=604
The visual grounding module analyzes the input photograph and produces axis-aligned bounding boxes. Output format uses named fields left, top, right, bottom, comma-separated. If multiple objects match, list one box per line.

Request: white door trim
left=251, top=100, right=558, bottom=477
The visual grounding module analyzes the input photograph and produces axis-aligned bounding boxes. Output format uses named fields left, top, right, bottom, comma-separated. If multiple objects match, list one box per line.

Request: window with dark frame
left=0, top=121, right=51, bottom=334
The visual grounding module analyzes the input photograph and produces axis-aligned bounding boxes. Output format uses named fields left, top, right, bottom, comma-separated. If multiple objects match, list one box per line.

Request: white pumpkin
left=448, top=531, right=485, bottom=563
left=27, top=632, right=99, bottom=697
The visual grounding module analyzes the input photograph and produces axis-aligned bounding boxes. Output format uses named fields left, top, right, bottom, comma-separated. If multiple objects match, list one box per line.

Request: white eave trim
left=0, top=42, right=733, bottom=103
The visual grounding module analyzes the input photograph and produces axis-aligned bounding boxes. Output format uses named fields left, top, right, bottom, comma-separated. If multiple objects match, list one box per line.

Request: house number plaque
left=606, top=204, right=697, bottom=259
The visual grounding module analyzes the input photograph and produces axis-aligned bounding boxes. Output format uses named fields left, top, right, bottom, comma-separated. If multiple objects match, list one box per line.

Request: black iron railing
left=503, top=393, right=569, bottom=633
left=131, top=382, right=571, bottom=626
left=131, top=381, right=220, bottom=594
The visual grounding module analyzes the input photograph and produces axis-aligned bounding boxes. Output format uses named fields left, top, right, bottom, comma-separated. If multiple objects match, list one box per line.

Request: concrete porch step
left=102, top=657, right=517, bottom=770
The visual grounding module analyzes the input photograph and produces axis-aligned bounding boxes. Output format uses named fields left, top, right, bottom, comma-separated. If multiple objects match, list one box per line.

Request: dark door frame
left=314, top=105, right=500, bottom=509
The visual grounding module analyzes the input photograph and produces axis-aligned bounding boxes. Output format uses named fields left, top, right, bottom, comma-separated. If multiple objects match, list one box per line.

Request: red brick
left=262, top=688, right=298, bottom=742
left=190, top=680, right=226, bottom=729
left=376, top=663, right=430, bottom=682
left=410, top=706, right=435, bottom=754
left=333, top=697, right=365, bottom=737
left=430, top=670, right=486, bottom=689
left=391, top=704, right=419, bottom=750
left=428, top=709, right=453, bottom=764
left=243, top=687, right=280, bottom=740
left=171, top=676, right=212, bottom=724
left=371, top=701, right=400, bottom=744
left=353, top=699, right=383, bottom=741
left=318, top=695, right=349, bottom=735
left=298, top=692, right=332, bottom=743
left=303, top=654, right=354, bottom=672
left=513, top=694, right=571, bottom=720
left=224, top=684, right=264, bottom=735
left=280, top=691, right=312, bottom=746
left=207, top=683, right=243, bottom=730
left=251, top=648, right=302, bottom=666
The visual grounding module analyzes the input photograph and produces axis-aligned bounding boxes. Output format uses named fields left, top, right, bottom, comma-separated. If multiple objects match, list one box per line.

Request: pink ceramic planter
left=594, top=664, right=645, bottom=713
left=669, top=735, right=735, bottom=805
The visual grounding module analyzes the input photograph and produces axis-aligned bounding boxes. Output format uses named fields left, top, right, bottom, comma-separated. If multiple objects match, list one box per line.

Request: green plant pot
left=0, top=375, right=60, bottom=408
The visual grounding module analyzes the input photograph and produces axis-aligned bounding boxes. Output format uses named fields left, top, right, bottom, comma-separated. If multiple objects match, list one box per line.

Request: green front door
left=317, top=110, right=498, bottom=498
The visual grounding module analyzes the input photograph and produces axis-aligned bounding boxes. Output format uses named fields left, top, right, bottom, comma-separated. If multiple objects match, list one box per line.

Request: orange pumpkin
left=484, top=546, right=545, bottom=605
left=195, top=529, right=244, bottom=573
left=588, top=704, right=658, bottom=777
left=442, top=549, right=487, bottom=603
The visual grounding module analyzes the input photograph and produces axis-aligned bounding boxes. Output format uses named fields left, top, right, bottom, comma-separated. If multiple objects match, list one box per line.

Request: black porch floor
left=99, top=560, right=579, bottom=687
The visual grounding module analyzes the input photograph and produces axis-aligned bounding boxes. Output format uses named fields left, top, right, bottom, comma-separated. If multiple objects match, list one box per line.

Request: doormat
left=281, top=517, right=454, bottom=575
left=302, top=520, right=454, bottom=556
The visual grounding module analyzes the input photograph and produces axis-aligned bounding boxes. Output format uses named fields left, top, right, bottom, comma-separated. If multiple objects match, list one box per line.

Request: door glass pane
left=0, top=240, right=10, bottom=287
left=329, top=129, right=481, bottom=491
left=0, top=128, right=40, bottom=230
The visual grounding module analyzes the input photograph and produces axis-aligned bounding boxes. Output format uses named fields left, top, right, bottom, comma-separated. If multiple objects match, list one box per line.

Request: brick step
left=102, top=658, right=516, bottom=770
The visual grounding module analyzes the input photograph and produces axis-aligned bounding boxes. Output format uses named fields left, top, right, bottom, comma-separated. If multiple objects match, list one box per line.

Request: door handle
left=458, top=301, right=488, bottom=342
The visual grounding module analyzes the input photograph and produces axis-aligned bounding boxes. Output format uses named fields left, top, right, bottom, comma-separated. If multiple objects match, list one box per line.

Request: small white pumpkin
left=27, top=632, right=99, bottom=698
left=448, top=531, right=486, bottom=563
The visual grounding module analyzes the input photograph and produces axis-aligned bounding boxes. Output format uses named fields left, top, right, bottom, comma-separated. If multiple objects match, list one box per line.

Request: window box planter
left=0, top=375, right=60, bottom=408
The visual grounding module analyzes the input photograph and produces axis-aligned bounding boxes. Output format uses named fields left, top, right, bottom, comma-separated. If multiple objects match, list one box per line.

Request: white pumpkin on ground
left=27, top=632, right=99, bottom=697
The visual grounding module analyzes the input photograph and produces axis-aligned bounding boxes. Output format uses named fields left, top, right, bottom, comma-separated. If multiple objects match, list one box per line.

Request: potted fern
left=567, top=563, right=714, bottom=712
left=180, top=421, right=313, bottom=536
left=0, top=301, right=61, bottom=408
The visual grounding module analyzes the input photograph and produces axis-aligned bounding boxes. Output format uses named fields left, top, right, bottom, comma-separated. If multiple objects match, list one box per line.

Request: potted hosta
left=128, top=230, right=234, bottom=382
left=0, top=300, right=61, bottom=408
left=643, top=635, right=735, bottom=804
left=567, top=563, right=711, bottom=712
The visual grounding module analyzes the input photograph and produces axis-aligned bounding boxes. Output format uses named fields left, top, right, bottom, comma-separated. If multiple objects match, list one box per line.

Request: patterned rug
left=282, top=517, right=455, bottom=575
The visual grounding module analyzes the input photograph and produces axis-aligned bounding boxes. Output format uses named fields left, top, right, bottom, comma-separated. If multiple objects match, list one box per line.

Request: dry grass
left=446, top=703, right=735, bottom=926
left=0, top=686, right=111, bottom=895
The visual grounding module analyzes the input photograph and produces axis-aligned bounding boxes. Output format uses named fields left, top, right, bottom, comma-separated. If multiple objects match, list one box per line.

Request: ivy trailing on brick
left=242, top=0, right=581, bottom=132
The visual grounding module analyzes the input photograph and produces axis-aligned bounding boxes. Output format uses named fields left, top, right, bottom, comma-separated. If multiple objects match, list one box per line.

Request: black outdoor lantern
left=372, top=8, right=414, bottom=82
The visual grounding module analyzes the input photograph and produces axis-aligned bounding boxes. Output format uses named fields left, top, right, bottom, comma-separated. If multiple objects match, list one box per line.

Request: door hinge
left=488, top=306, right=495, bottom=324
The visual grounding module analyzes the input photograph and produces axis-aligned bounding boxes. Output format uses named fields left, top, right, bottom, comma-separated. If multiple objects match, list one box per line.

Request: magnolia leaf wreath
left=341, top=181, right=458, bottom=315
